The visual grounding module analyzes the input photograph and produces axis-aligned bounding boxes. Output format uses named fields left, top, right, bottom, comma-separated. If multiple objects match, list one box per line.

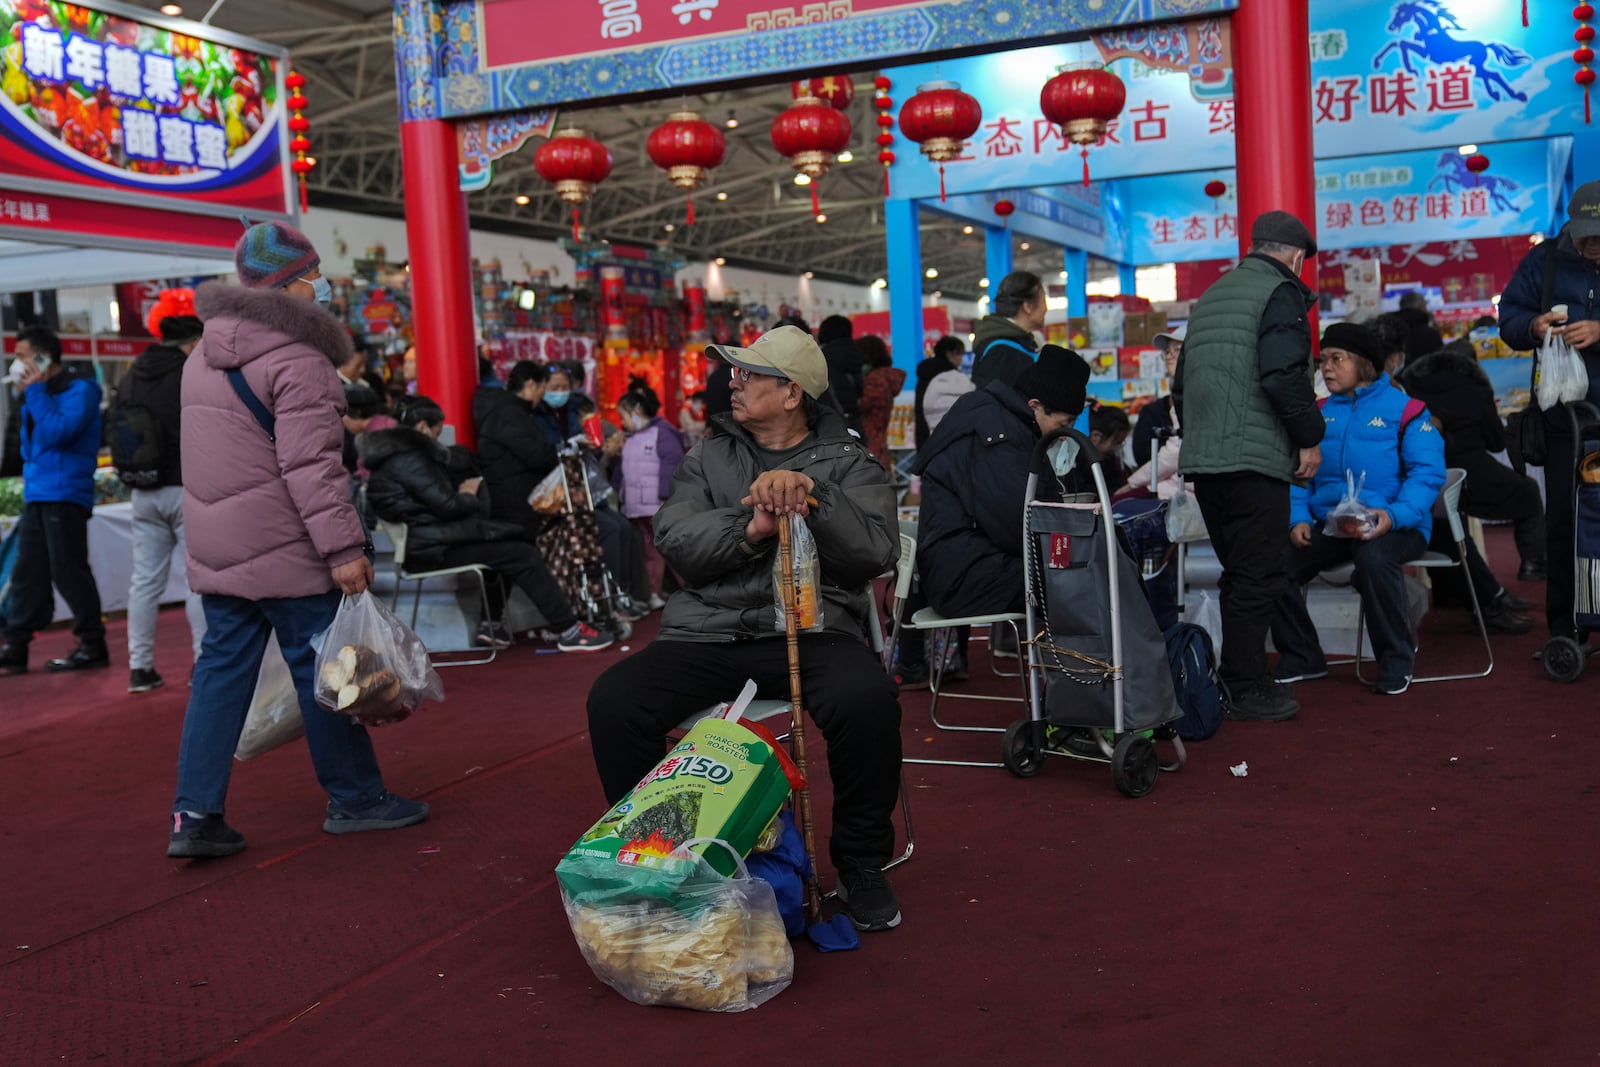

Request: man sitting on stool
left=1271, top=323, right=1446, bottom=696
left=585, top=325, right=905, bottom=932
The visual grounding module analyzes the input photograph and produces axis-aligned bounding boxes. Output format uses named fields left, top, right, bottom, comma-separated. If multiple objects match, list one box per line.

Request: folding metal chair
left=378, top=520, right=499, bottom=667
left=887, top=532, right=1027, bottom=768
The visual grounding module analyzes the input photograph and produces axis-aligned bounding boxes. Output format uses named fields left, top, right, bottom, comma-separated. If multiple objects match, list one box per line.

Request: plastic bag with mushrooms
left=313, top=591, right=444, bottom=724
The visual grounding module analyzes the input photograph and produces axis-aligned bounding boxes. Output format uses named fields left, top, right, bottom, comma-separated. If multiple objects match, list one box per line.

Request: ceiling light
left=715, top=257, right=727, bottom=266
left=815, top=213, right=827, bottom=223
left=1457, top=144, right=1478, bottom=155
left=837, top=151, right=854, bottom=163
left=1020, top=242, right=1030, bottom=251
left=794, top=174, right=812, bottom=186
left=925, top=268, right=938, bottom=278
left=979, top=277, right=989, bottom=287
left=160, top=3, right=183, bottom=13
left=962, top=225, right=974, bottom=235
left=664, top=223, right=675, bottom=232
left=725, top=116, right=739, bottom=129
left=716, top=191, right=728, bottom=201
left=872, top=278, right=887, bottom=289
left=514, top=194, right=530, bottom=205
left=804, top=271, right=815, bottom=279
left=1058, top=270, right=1068, bottom=279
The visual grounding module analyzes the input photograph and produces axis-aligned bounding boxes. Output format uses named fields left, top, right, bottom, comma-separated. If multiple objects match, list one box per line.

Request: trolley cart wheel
left=1002, top=720, right=1044, bottom=779
left=1111, top=734, right=1159, bottom=798
left=1541, top=636, right=1587, bottom=683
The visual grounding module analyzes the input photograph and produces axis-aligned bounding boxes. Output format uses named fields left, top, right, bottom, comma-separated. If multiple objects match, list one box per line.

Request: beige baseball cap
left=707, top=324, right=831, bottom=399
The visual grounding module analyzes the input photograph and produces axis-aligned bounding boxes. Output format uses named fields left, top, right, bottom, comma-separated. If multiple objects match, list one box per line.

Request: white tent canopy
left=0, top=238, right=233, bottom=294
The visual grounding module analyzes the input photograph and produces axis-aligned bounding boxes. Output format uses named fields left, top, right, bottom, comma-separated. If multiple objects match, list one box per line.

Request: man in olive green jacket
left=1174, top=210, right=1325, bottom=723
left=586, top=325, right=906, bottom=933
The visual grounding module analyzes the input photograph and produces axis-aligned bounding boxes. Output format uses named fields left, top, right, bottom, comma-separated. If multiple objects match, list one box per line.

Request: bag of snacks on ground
left=528, top=464, right=567, bottom=514
left=556, top=693, right=794, bottom=906
left=313, top=591, right=444, bottom=724
left=562, top=838, right=794, bottom=1012
left=772, top=513, right=823, bottom=633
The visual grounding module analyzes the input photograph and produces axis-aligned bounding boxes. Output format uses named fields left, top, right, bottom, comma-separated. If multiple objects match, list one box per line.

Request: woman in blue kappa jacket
left=1271, top=322, right=1446, bottom=696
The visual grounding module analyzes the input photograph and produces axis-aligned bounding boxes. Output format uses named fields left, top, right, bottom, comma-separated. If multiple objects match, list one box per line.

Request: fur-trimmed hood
left=356, top=425, right=448, bottom=470
left=1399, top=344, right=1489, bottom=389
left=194, top=280, right=353, bottom=369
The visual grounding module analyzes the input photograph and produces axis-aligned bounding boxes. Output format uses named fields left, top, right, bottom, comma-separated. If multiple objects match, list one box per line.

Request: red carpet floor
left=3, top=528, right=1598, bottom=1066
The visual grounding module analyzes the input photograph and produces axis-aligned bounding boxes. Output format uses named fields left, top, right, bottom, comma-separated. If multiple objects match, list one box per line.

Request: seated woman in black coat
left=359, top=397, right=613, bottom=654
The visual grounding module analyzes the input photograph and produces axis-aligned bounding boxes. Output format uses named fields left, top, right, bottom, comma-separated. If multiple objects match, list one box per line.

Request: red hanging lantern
left=873, top=75, right=894, bottom=195
left=771, top=93, right=852, bottom=215
left=1040, top=62, right=1127, bottom=187
left=285, top=70, right=312, bottom=213
left=1579, top=3, right=1597, bottom=122
left=993, top=198, right=1015, bottom=228
left=1464, top=153, right=1490, bottom=184
left=792, top=74, right=855, bottom=110
left=646, top=110, right=726, bottom=226
left=535, top=127, right=613, bottom=240
left=898, top=81, right=982, bottom=202
left=1204, top=179, right=1227, bottom=200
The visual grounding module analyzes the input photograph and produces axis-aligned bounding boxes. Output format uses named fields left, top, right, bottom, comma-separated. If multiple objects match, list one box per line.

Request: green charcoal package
left=557, top=717, right=792, bottom=906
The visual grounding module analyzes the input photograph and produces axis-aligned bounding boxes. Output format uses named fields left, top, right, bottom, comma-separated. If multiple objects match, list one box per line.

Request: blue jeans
left=172, top=590, right=386, bottom=815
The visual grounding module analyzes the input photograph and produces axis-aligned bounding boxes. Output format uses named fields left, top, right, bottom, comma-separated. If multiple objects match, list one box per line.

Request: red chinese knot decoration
left=646, top=111, right=726, bottom=226
left=285, top=71, right=312, bottom=213
left=898, top=81, right=983, bottom=202
left=1039, top=62, right=1127, bottom=187
left=1579, top=3, right=1597, bottom=122
left=792, top=74, right=854, bottom=110
left=771, top=94, right=853, bottom=215
left=874, top=75, right=894, bottom=195
left=535, top=128, right=613, bottom=240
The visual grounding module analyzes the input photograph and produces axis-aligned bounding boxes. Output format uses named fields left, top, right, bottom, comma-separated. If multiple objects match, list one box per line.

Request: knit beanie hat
left=1017, top=344, right=1091, bottom=416
left=1320, top=322, right=1385, bottom=378
left=234, top=222, right=320, bottom=290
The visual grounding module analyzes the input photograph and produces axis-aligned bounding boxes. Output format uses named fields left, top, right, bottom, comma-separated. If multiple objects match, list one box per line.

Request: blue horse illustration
left=1428, top=151, right=1521, bottom=211
left=1374, top=0, right=1531, bottom=102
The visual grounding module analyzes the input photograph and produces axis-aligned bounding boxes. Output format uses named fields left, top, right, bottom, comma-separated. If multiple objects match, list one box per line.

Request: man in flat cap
left=1174, top=210, right=1326, bottom=722
left=585, top=325, right=906, bottom=933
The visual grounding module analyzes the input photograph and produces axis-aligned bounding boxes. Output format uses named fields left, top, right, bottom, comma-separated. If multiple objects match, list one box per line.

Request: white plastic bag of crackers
left=314, top=591, right=445, bottom=726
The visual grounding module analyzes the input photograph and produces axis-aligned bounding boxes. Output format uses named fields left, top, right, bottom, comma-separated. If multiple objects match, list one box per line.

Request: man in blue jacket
left=1497, top=179, right=1600, bottom=642
left=0, top=326, right=107, bottom=674
left=1270, top=323, right=1446, bottom=696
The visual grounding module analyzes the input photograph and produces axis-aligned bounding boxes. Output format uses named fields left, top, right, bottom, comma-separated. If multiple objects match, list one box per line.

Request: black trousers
left=595, top=506, right=650, bottom=601
left=1192, top=472, right=1289, bottom=690
left=1426, top=524, right=1502, bottom=611
left=1272, top=526, right=1427, bottom=689
left=423, top=539, right=577, bottom=633
left=4, top=501, right=104, bottom=646
left=587, top=635, right=903, bottom=868
left=1458, top=452, right=1545, bottom=567
left=1542, top=408, right=1585, bottom=638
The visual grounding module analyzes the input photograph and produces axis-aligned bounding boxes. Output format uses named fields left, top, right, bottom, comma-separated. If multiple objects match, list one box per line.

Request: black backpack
left=108, top=397, right=166, bottom=488
left=1164, top=621, right=1227, bottom=741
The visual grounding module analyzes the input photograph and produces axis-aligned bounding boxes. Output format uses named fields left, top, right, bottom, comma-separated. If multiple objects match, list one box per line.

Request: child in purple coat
left=614, top=382, right=686, bottom=603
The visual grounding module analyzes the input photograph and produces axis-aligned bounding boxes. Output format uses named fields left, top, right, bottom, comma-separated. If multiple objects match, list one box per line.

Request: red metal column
left=400, top=118, right=478, bottom=448
left=1232, top=0, right=1317, bottom=285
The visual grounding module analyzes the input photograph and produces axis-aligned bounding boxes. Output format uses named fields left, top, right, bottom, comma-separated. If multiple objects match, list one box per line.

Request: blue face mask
left=1046, top=437, right=1080, bottom=477
left=310, top=275, right=332, bottom=307
left=545, top=390, right=570, bottom=408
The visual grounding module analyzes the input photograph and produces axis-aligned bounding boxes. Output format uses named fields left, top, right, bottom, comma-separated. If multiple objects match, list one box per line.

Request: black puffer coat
left=912, top=380, right=1050, bottom=617
left=358, top=427, right=522, bottom=560
left=119, top=342, right=188, bottom=486
left=1398, top=343, right=1505, bottom=460
left=473, top=385, right=557, bottom=531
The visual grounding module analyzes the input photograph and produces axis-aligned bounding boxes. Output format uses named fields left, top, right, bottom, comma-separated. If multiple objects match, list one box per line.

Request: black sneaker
left=891, top=661, right=930, bottom=690
left=1225, top=683, right=1300, bottom=722
left=168, top=812, right=246, bottom=859
left=46, top=643, right=110, bottom=672
left=129, top=668, right=165, bottom=693
left=557, top=623, right=615, bottom=653
left=475, top=621, right=513, bottom=649
left=1374, top=675, right=1412, bottom=695
left=0, top=642, right=26, bottom=676
left=323, top=791, right=430, bottom=834
left=1518, top=560, right=1547, bottom=581
left=835, top=861, right=901, bottom=932
left=1273, top=664, right=1327, bottom=684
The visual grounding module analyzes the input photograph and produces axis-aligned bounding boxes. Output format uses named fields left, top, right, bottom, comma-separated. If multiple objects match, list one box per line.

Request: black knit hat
left=1320, top=322, right=1385, bottom=378
left=1017, top=344, right=1090, bottom=416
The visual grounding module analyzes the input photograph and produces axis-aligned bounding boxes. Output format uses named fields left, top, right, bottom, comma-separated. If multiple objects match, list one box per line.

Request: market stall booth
left=0, top=0, right=298, bottom=617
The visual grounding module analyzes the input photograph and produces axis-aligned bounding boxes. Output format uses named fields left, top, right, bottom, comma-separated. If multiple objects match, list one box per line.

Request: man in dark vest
left=1174, top=211, right=1325, bottom=722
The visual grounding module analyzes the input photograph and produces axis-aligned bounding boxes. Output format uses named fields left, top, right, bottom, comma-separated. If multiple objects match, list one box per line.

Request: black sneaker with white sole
left=129, top=668, right=165, bottom=693
left=557, top=623, right=615, bottom=653
left=1373, top=675, right=1412, bottom=695
left=1273, top=665, right=1327, bottom=685
left=835, top=861, right=901, bottom=931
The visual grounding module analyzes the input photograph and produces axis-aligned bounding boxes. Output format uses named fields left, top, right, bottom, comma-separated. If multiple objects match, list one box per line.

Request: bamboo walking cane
left=777, top=510, right=825, bottom=923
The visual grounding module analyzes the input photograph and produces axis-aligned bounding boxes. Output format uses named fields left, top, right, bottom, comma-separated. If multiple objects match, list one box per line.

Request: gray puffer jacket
left=655, top=408, right=899, bottom=643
